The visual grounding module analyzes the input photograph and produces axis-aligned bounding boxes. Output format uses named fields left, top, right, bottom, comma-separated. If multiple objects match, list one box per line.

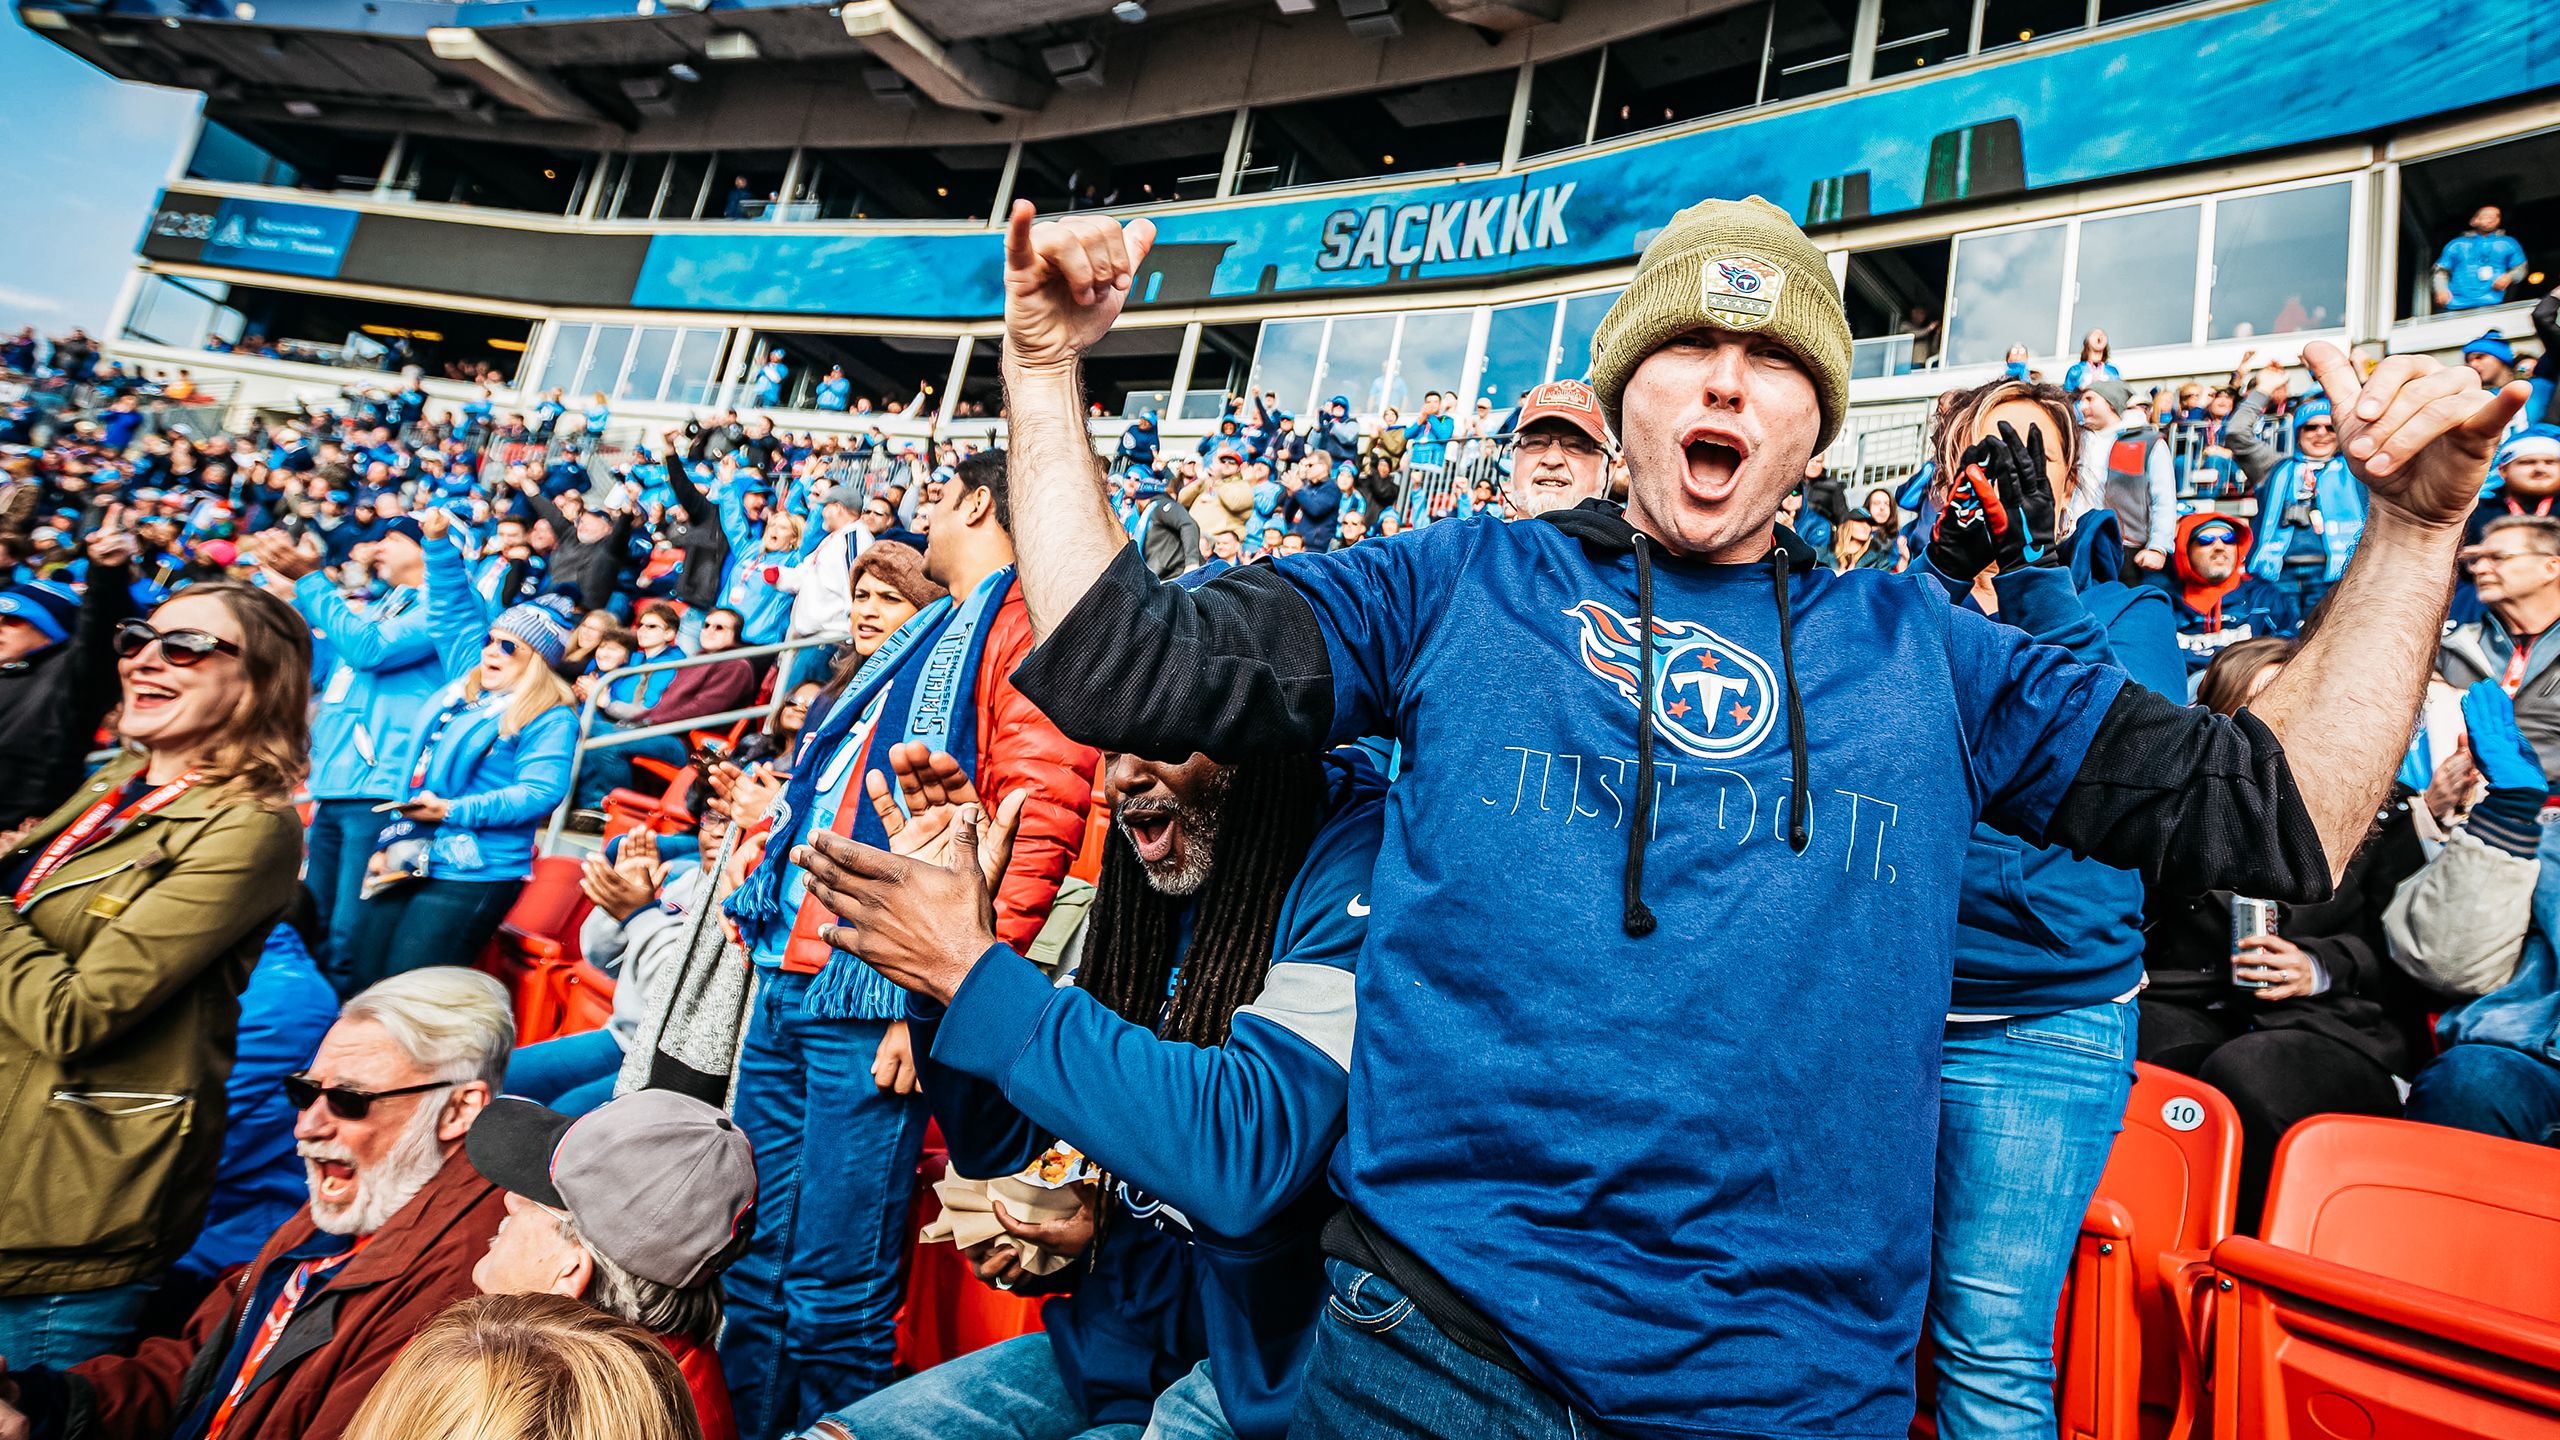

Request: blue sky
left=0, top=15, right=198, bottom=338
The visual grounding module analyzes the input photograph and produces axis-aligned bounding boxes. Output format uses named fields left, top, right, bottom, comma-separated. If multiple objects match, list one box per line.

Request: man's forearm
left=1002, top=359, right=1131, bottom=642
left=2250, top=511, right=2458, bottom=881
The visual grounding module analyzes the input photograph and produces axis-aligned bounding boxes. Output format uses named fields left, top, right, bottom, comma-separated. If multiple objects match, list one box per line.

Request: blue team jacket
left=913, top=755, right=1386, bottom=1440
left=293, top=576, right=443, bottom=802
left=397, top=540, right=579, bottom=882
left=173, top=925, right=340, bottom=1280
left=1922, top=516, right=2184, bottom=1016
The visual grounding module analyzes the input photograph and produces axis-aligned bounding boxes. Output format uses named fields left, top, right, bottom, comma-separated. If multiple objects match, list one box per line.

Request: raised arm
left=2041, top=343, right=2527, bottom=894
left=997, top=200, right=1155, bottom=640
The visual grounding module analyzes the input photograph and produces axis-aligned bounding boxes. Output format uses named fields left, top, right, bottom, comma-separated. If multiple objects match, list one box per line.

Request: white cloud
left=0, top=283, right=65, bottom=318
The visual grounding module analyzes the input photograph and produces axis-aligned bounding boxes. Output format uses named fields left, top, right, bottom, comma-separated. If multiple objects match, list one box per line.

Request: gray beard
left=303, top=1097, right=450, bottom=1236
left=1125, top=767, right=1236, bottom=898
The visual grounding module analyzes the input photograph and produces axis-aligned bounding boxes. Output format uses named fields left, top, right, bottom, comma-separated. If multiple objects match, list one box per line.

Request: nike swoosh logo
left=1347, top=895, right=1370, bottom=917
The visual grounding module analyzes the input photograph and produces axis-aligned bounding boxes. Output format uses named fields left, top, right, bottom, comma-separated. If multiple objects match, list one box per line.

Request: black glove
left=1927, top=421, right=2058, bottom=580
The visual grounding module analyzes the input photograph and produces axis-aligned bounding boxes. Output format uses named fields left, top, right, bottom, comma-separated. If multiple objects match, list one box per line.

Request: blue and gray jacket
left=911, top=753, right=1386, bottom=1440
left=292, top=573, right=442, bottom=802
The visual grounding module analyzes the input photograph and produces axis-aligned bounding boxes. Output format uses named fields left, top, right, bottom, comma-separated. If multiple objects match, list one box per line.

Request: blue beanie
left=2465, top=331, right=2518, bottom=366
left=491, top=592, right=578, bottom=665
left=2290, top=395, right=2333, bottom=437
left=0, top=579, right=81, bottom=647
left=378, top=515, right=426, bottom=546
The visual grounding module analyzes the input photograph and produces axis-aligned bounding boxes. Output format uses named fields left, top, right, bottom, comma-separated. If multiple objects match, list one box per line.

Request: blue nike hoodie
left=910, top=754, right=1387, bottom=1440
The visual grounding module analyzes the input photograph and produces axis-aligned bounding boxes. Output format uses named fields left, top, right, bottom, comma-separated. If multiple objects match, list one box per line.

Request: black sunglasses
left=115, top=619, right=241, bottom=666
left=284, top=1072, right=452, bottom=1119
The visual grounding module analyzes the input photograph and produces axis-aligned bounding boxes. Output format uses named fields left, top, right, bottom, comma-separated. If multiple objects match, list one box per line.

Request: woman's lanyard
left=2506, top=496, right=2555, bottom=519
left=405, top=691, right=498, bottom=795
left=14, top=773, right=196, bottom=908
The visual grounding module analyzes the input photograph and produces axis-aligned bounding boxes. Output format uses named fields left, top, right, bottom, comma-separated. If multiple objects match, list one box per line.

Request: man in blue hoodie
left=985, top=195, right=2520, bottom=1440
left=795, top=738, right=1384, bottom=1440
left=246, top=516, right=448, bottom=987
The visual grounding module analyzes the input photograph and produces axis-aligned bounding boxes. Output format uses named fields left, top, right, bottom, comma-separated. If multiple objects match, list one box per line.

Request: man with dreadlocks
left=790, top=723, right=1386, bottom=1440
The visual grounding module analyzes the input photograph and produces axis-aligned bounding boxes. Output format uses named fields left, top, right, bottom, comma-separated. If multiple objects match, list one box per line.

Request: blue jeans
left=506, top=1028, right=625, bottom=1116
left=1291, top=1260, right=1592, bottom=1439
left=2408, top=1043, right=2560, bottom=1146
left=575, top=731, right=691, bottom=811
left=1929, top=1001, right=2136, bottom=1440
left=347, top=877, right=524, bottom=995
left=803, top=1333, right=1145, bottom=1440
left=0, top=1281, right=152, bottom=1369
left=722, top=969, right=926, bottom=1440
left=306, top=799, right=386, bottom=988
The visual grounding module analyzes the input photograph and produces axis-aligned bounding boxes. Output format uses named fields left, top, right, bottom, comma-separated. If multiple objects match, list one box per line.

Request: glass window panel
left=1553, top=289, right=1622, bottom=383
left=1981, top=0, right=2084, bottom=51
left=1016, top=118, right=1232, bottom=212
left=1947, top=224, right=2067, bottom=367
left=1392, top=311, right=1475, bottom=415
left=2070, top=205, right=2201, bottom=352
left=574, top=325, right=633, bottom=401
left=1244, top=72, right=1513, bottom=192
left=1875, top=0, right=1974, bottom=74
left=124, top=275, right=237, bottom=348
left=803, top=145, right=1008, bottom=221
left=620, top=327, right=677, bottom=403
left=663, top=154, right=713, bottom=219
left=2098, top=0, right=2187, bottom=20
left=1478, top=300, right=1560, bottom=407
left=1320, top=316, right=1400, bottom=416
left=1768, top=0, right=1859, bottom=102
left=404, top=136, right=588, bottom=214
left=1520, top=49, right=1602, bottom=158
left=1245, top=319, right=1327, bottom=417
left=667, top=330, right=727, bottom=407
left=614, top=155, right=670, bottom=219
left=1594, top=6, right=1767, bottom=142
left=185, top=122, right=276, bottom=186
left=2209, top=183, right=2351, bottom=341
left=537, top=324, right=592, bottom=395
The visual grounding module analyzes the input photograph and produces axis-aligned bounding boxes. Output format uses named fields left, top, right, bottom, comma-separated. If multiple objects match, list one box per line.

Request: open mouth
left=1681, top=428, right=1749, bottom=499
left=311, top=1159, right=357, bottom=1205
left=1119, top=807, right=1179, bottom=864
left=128, top=681, right=178, bottom=711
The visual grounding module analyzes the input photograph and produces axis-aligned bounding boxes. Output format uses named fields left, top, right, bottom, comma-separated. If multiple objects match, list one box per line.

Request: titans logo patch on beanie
left=1700, top=256, right=1784, bottom=330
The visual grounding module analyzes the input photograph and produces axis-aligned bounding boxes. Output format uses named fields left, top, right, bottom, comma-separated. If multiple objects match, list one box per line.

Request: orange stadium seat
left=478, top=854, right=593, bottom=1043
left=2210, top=1115, right=2560, bottom=1440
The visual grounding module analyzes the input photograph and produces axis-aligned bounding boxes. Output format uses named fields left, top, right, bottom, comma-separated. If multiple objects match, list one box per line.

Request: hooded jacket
left=1921, top=514, right=2184, bottom=1015
left=1009, top=501, right=2329, bottom=1440
left=2170, top=513, right=2300, bottom=676
left=2439, top=612, right=2560, bottom=785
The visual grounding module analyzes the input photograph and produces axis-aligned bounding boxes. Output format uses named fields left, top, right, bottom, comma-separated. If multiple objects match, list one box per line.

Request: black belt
left=1320, top=1206, right=1535, bottom=1381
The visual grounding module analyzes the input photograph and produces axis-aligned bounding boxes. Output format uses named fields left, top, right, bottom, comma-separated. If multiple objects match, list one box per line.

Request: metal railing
left=544, top=630, right=849, bottom=848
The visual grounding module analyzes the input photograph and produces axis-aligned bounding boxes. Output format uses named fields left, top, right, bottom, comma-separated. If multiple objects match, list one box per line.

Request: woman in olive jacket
left=0, top=581, right=311, bottom=1368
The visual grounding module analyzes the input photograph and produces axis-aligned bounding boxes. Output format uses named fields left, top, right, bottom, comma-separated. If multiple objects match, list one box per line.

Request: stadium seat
left=552, top=959, right=617, bottom=1038
left=1911, top=1064, right=2239, bottom=1440
left=2210, top=1115, right=2560, bottom=1440
left=477, top=854, right=593, bottom=1044
left=2058, top=1064, right=2240, bottom=1440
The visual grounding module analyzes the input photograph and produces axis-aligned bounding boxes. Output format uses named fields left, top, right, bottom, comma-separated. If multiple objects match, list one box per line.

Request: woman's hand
left=2234, top=933, right=2321, bottom=1001
left=871, top=1020, right=920, bottom=1095
left=398, top=793, right=450, bottom=823
left=2423, top=741, right=2483, bottom=826
left=728, top=764, right=784, bottom=831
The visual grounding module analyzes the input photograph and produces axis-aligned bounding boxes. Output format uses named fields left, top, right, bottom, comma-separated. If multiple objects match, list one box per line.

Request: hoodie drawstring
left=1623, top=535, right=1660, bottom=938
left=1772, top=548, right=1810, bottom=854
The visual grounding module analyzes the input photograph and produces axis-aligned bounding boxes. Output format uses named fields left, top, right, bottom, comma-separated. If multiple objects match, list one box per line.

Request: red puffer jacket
left=779, top=586, right=1097, bottom=970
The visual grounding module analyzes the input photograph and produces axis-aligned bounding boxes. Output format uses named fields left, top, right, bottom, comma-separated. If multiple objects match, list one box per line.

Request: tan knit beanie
left=1588, top=196, right=1851, bottom=451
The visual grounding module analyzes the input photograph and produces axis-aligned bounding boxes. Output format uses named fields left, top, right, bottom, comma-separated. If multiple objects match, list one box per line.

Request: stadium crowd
left=0, top=186, right=2552, bottom=1440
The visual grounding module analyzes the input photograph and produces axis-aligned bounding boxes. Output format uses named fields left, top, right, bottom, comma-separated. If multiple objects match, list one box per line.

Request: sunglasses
left=2298, top=422, right=2336, bottom=434
left=114, top=620, right=240, bottom=666
left=284, top=1072, right=452, bottom=1119
left=489, top=634, right=524, bottom=658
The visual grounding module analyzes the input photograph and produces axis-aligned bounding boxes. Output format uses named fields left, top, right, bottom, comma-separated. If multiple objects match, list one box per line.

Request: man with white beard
left=1497, top=379, right=1614, bottom=519
left=0, top=969, right=512, bottom=1440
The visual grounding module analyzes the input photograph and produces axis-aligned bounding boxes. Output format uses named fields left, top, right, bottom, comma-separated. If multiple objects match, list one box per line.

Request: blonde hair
left=1927, top=377, right=2086, bottom=516
left=466, top=648, right=575, bottom=739
left=341, top=1294, right=701, bottom=1440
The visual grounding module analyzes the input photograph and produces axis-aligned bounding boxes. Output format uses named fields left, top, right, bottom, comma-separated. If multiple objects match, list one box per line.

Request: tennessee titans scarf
left=725, top=565, right=1014, bottom=1019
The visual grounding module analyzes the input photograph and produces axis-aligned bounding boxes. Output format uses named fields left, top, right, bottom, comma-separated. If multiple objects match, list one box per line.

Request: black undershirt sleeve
left=1011, top=544, right=1338, bottom=763
left=2043, top=684, right=2336, bottom=904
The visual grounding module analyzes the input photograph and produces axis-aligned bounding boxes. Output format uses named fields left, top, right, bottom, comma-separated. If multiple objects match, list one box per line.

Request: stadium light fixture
left=1111, top=1, right=1146, bottom=20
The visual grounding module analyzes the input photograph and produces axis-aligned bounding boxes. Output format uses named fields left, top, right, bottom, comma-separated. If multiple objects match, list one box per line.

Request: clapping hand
left=2461, top=679, right=2546, bottom=795
left=797, top=751, right=1028, bottom=1004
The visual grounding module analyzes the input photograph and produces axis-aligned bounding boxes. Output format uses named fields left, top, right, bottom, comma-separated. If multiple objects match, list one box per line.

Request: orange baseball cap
left=1498, top=378, right=1613, bottom=447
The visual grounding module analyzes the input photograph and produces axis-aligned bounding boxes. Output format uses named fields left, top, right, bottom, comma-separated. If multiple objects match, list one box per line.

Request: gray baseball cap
left=467, top=1090, right=757, bottom=1289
